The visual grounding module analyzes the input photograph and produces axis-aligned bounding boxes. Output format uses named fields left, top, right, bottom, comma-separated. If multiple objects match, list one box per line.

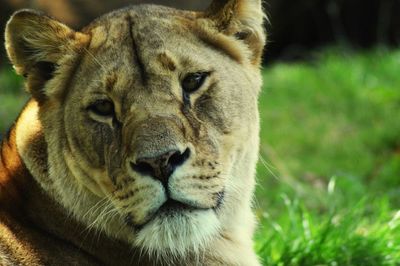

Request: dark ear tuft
left=26, top=61, right=57, bottom=102
left=234, top=31, right=250, bottom=41
left=33, top=61, right=57, bottom=81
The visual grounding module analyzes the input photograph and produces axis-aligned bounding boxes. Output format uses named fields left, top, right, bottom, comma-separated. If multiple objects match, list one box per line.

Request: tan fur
left=1, top=1, right=266, bottom=265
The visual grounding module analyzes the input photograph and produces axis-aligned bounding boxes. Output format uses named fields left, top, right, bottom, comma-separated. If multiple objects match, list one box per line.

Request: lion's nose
left=131, top=148, right=190, bottom=186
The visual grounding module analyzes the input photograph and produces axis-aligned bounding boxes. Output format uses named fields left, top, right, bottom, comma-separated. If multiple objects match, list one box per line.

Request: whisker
left=259, top=154, right=280, bottom=181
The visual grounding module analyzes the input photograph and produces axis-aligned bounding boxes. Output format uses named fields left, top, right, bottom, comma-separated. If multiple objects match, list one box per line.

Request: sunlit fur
left=1, top=1, right=266, bottom=265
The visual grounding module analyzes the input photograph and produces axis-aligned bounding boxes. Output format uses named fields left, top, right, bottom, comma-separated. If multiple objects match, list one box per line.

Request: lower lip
left=126, top=201, right=212, bottom=230
left=158, top=199, right=194, bottom=213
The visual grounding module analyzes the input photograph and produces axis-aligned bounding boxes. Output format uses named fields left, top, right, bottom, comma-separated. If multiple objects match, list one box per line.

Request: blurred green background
left=0, top=1, right=399, bottom=265
left=255, top=48, right=400, bottom=265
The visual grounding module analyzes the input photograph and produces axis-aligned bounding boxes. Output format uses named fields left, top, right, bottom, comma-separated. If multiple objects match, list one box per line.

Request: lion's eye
left=182, top=72, right=208, bottom=93
left=88, top=100, right=115, bottom=117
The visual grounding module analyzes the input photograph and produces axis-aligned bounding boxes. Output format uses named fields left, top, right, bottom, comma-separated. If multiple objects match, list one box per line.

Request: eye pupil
left=182, top=72, right=208, bottom=93
left=89, top=100, right=114, bottom=116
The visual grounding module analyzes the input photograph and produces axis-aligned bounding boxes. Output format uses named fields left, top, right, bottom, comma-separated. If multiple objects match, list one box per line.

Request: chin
left=133, top=209, right=221, bottom=258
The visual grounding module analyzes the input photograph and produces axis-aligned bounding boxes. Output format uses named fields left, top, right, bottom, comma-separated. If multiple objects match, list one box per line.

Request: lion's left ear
left=5, top=9, right=89, bottom=102
left=202, top=0, right=266, bottom=65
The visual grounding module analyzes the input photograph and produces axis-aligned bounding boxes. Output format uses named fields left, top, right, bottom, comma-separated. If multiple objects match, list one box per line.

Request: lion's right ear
left=5, top=10, right=89, bottom=102
left=200, top=0, right=266, bottom=66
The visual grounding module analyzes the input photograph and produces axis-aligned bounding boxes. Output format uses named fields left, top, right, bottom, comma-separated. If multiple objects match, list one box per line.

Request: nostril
left=168, top=148, right=190, bottom=168
left=130, top=148, right=191, bottom=183
left=131, top=161, right=154, bottom=177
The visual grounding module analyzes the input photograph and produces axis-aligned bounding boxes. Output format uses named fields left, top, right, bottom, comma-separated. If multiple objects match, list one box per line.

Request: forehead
left=84, top=5, right=204, bottom=68
left=78, top=6, right=224, bottom=90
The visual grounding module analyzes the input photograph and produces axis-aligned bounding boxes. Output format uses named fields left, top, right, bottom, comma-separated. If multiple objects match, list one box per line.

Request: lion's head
left=6, top=0, right=265, bottom=260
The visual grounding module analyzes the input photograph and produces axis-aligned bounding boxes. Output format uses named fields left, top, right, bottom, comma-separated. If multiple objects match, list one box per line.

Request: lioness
left=0, top=0, right=266, bottom=265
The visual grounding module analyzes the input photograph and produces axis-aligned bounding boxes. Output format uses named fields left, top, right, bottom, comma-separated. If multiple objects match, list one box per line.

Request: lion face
left=6, top=1, right=265, bottom=257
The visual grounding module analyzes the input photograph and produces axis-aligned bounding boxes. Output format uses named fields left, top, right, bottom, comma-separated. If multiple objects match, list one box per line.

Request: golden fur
left=0, top=1, right=266, bottom=265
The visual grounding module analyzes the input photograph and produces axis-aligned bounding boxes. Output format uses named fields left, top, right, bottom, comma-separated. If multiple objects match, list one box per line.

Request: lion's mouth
left=124, top=199, right=208, bottom=230
left=158, top=199, right=195, bottom=213
left=124, top=191, right=225, bottom=231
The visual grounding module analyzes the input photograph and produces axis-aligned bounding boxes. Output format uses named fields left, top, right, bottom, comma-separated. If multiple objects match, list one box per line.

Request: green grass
left=0, top=48, right=399, bottom=265
left=255, top=182, right=400, bottom=265
left=255, top=48, right=400, bottom=265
